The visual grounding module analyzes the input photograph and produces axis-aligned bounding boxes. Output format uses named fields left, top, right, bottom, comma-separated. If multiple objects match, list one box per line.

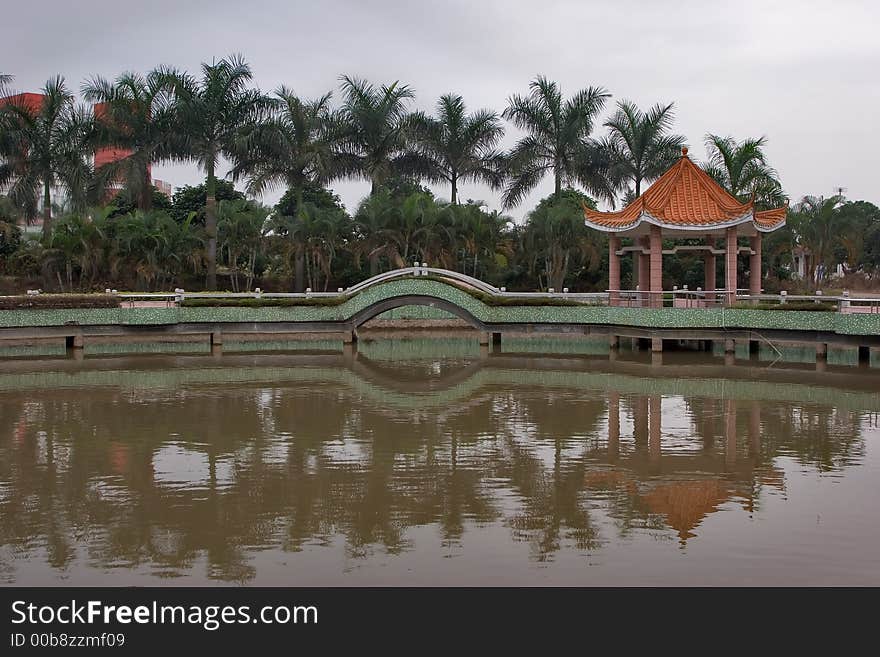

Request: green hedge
left=469, top=292, right=581, bottom=307
left=0, top=294, right=120, bottom=310
left=731, top=301, right=838, bottom=312
left=181, top=296, right=346, bottom=308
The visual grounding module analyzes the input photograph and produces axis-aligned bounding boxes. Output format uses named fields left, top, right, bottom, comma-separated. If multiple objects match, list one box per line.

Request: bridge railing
left=734, top=292, right=880, bottom=313
left=609, top=289, right=732, bottom=308
left=608, top=288, right=880, bottom=312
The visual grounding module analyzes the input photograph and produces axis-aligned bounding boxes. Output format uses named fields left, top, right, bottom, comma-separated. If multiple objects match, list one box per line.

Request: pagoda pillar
left=649, top=225, right=663, bottom=308
left=749, top=233, right=762, bottom=297
left=725, top=227, right=738, bottom=306
left=608, top=234, right=620, bottom=306
left=704, top=234, right=716, bottom=305
left=638, top=236, right=650, bottom=306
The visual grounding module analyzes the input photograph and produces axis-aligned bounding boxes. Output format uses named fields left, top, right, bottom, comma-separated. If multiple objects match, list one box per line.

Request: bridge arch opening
left=349, top=295, right=487, bottom=331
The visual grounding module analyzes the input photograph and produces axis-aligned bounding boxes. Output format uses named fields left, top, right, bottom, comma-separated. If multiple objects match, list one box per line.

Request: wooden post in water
left=65, top=333, right=84, bottom=352
left=816, top=342, right=828, bottom=371
left=343, top=338, right=358, bottom=362
left=749, top=340, right=760, bottom=360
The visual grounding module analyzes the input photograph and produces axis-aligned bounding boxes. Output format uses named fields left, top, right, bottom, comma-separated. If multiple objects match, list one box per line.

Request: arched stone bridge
left=1, top=267, right=879, bottom=358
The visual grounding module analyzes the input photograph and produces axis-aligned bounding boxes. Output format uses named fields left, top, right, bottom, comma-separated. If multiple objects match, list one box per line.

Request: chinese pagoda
left=584, top=147, right=787, bottom=307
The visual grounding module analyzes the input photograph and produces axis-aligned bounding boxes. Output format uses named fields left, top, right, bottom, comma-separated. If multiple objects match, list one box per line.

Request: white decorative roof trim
left=584, top=209, right=785, bottom=233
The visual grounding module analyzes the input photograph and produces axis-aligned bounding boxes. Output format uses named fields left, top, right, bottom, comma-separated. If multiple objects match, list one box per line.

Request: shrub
left=731, top=301, right=837, bottom=312
left=0, top=294, right=120, bottom=310
left=180, top=296, right=346, bottom=307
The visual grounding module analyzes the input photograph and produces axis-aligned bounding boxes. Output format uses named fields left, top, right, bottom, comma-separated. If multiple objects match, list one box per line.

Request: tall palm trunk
left=451, top=173, right=458, bottom=204
left=554, top=168, right=562, bottom=196
left=205, top=162, right=218, bottom=289
left=140, top=167, right=153, bottom=211
left=294, top=244, right=305, bottom=292
left=292, top=187, right=305, bottom=292
left=246, top=250, right=256, bottom=292
left=42, top=178, right=52, bottom=239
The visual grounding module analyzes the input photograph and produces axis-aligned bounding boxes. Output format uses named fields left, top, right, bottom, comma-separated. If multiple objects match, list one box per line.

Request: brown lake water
left=1, top=336, right=879, bottom=586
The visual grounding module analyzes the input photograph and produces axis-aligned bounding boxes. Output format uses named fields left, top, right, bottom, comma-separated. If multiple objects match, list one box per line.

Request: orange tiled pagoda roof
left=584, top=147, right=787, bottom=233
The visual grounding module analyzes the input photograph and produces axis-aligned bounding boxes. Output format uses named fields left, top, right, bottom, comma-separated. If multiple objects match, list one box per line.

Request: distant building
left=153, top=179, right=173, bottom=198
left=0, top=92, right=173, bottom=224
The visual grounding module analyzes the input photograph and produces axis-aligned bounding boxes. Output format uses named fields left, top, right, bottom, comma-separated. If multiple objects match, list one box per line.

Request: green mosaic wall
left=373, top=305, right=456, bottom=320
left=1, top=278, right=879, bottom=338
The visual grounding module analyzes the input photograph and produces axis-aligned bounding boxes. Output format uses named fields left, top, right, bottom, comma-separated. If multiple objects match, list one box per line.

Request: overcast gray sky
left=2, top=0, right=878, bottom=218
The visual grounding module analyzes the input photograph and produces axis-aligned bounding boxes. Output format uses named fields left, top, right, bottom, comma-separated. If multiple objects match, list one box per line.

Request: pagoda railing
left=606, top=288, right=880, bottom=312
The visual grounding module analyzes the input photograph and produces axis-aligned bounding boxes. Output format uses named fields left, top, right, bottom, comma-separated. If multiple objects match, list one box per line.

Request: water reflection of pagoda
left=598, top=393, right=787, bottom=543
left=0, top=349, right=872, bottom=582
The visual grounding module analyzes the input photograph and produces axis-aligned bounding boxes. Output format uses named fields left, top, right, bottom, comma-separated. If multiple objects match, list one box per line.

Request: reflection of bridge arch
left=348, top=294, right=488, bottom=331
left=350, top=353, right=485, bottom=394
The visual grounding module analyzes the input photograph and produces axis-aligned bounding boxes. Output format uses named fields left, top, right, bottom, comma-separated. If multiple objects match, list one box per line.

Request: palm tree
left=351, top=190, right=400, bottom=275
left=702, top=134, right=786, bottom=208
left=231, top=87, right=346, bottom=202
left=521, top=189, right=602, bottom=291
left=81, top=70, right=178, bottom=211
left=217, top=199, right=267, bottom=292
left=789, top=195, right=845, bottom=284
left=502, top=76, right=611, bottom=208
left=337, top=76, right=415, bottom=195
left=167, top=55, right=269, bottom=289
left=451, top=202, right=509, bottom=277
left=406, top=94, right=504, bottom=204
left=42, top=209, right=110, bottom=290
left=0, top=76, right=92, bottom=238
left=302, top=203, right=350, bottom=291
left=602, top=100, right=685, bottom=198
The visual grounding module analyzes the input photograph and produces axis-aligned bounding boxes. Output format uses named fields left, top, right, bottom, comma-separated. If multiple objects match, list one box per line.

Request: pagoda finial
left=681, top=146, right=689, bottom=157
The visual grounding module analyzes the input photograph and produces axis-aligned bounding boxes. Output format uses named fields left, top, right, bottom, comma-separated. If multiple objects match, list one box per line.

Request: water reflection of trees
left=0, top=358, right=873, bottom=582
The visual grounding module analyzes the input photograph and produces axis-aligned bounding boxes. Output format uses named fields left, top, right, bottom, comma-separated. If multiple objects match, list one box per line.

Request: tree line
left=1, top=57, right=878, bottom=293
